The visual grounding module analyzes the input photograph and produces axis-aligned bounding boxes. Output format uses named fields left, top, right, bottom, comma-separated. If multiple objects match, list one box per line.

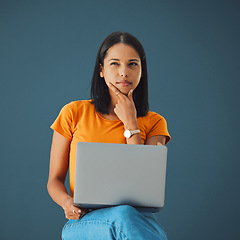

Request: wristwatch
left=124, top=129, right=140, bottom=139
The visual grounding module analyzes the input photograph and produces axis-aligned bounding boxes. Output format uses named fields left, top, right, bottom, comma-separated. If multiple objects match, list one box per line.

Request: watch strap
left=130, top=129, right=140, bottom=135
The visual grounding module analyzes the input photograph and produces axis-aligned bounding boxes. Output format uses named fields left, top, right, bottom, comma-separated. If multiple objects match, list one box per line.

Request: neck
left=108, top=91, right=118, bottom=114
left=101, top=93, right=119, bottom=120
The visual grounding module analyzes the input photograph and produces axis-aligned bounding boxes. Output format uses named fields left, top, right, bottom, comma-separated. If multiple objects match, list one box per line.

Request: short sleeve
left=50, top=103, right=74, bottom=141
left=147, top=113, right=171, bottom=144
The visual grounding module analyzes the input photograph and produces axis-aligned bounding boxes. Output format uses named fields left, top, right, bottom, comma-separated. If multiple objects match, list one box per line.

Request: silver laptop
left=74, top=142, right=168, bottom=212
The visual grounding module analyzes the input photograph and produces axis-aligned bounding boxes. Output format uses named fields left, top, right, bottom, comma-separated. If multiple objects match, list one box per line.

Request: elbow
left=47, top=179, right=51, bottom=194
left=47, top=177, right=55, bottom=195
left=46, top=176, right=65, bottom=193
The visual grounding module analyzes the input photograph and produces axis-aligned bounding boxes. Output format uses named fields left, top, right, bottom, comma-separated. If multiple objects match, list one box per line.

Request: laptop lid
left=74, top=142, right=167, bottom=212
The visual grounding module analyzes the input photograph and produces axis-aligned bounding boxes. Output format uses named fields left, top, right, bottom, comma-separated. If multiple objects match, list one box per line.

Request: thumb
left=128, top=89, right=134, bottom=102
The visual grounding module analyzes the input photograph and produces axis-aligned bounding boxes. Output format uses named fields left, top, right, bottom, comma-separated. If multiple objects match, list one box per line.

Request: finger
left=67, top=214, right=80, bottom=220
left=72, top=209, right=79, bottom=215
left=73, top=207, right=82, bottom=214
left=72, top=208, right=88, bottom=216
left=107, top=82, right=121, bottom=95
left=116, top=91, right=121, bottom=98
left=108, top=82, right=122, bottom=97
left=66, top=208, right=80, bottom=218
left=157, top=142, right=163, bottom=146
left=66, top=212, right=78, bottom=219
left=113, top=106, right=118, bottom=115
left=107, top=83, right=127, bottom=100
left=69, top=208, right=89, bottom=219
left=127, top=89, right=134, bottom=102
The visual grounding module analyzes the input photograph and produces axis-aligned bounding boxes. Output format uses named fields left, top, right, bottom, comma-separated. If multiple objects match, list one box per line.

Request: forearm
left=47, top=178, right=72, bottom=209
left=124, top=120, right=143, bottom=145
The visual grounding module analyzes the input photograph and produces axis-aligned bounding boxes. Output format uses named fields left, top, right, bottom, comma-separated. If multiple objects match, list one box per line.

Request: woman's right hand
left=63, top=197, right=89, bottom=219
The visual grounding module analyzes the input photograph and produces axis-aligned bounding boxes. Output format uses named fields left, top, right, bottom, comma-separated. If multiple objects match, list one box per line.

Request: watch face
left=124, top=130, right=131, bottom=138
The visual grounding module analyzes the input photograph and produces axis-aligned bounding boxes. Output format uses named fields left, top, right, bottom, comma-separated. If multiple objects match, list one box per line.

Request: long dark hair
left=90, top=31, right=149, bottom=117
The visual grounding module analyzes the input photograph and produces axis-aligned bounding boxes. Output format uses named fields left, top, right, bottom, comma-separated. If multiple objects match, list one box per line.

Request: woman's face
left=100, top=43, right=142, bottom=95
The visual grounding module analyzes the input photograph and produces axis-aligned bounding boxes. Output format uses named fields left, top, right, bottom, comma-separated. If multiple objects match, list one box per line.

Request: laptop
left=73, top=142, right=168, bottom=212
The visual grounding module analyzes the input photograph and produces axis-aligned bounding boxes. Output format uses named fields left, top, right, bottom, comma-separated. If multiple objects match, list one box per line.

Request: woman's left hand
left=108, top=83, right=138, bottom=128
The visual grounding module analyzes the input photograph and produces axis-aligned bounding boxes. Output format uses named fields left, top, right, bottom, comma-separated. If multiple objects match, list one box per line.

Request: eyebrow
left=108, top=58, right=139, bottom=62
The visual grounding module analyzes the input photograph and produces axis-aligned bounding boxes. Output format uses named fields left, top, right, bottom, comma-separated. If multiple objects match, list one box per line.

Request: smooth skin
left=47, top=43, right=166, bottom=220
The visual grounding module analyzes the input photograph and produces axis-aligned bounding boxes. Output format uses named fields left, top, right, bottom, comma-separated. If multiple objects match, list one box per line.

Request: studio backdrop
left=0, top=0, right=239, bottom=239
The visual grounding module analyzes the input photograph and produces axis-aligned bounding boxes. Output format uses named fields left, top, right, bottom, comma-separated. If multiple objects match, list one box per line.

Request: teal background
left=1, top=0, right=239, bottom=239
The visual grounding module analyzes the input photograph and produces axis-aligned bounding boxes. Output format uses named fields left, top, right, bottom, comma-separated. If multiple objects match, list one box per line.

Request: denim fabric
left=62, top=205, right=167, bottom=240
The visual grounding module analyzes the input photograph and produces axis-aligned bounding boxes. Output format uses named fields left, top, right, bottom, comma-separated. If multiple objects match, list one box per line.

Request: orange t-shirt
left=50, top=100, right=171, bottom=196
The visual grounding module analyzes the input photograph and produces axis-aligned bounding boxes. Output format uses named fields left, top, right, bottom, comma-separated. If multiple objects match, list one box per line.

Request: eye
left=129, top=62, right=138, bottom=66
left=110, top=62, right=119, bottom=66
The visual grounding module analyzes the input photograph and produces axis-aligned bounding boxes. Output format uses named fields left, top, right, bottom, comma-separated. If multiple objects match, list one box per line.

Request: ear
left=99, top=64, right=104, bottom=78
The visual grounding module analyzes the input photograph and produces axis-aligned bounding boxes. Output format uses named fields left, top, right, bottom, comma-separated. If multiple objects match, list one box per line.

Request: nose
left=119, top=65, right=128, bottom=77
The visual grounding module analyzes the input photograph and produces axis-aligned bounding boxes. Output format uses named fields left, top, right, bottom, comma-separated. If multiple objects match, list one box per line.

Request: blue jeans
left=62, top=205, right=167, bottom=239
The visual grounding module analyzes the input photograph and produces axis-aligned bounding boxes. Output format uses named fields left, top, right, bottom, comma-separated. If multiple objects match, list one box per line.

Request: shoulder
left=138, top=110, right=169, bottom=131
left=56, top=100, right=93, bottom=120
left=61, top=100, right=93, bottom=113
left=139, top=110, right=171, bottom=144
left=141, top=111, right=167, bottom=123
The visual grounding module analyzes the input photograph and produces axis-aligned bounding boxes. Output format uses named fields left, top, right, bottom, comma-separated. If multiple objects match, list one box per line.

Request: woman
left=47, top=31, right=171, bottom=240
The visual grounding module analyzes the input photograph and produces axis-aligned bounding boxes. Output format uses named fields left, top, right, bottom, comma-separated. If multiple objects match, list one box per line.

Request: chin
left=119, top=89, right=130, bottom=95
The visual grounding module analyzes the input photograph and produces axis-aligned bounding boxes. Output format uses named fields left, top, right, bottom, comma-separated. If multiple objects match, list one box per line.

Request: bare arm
left=107, top=83, right=143, bottom=144
left=47, top=131, right=87, bottom=219
left=107, top=83, right=167, bottom=146
left=145, top=135, right=166, bottom=145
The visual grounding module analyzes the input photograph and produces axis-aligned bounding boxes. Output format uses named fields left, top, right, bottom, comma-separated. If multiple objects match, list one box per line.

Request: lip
left=116, top=80, right=132, bottom=87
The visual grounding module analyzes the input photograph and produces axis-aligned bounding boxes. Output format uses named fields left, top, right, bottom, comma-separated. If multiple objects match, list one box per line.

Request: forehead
left=105, top=43, right=140, bottom=60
